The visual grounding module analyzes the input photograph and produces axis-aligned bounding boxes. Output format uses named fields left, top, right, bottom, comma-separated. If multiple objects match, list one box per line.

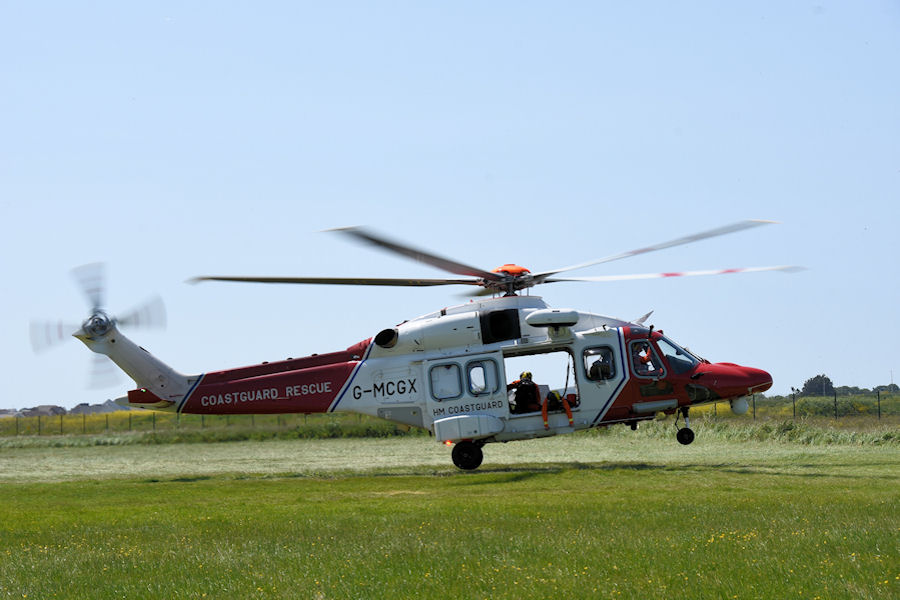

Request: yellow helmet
left=520, top=371, right=532, bottom=381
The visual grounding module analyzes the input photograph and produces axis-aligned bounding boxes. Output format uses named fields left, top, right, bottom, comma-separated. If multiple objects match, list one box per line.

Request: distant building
left=20, top=405, right=67, bottom=417
left=70, top=400, right=128, bottom=414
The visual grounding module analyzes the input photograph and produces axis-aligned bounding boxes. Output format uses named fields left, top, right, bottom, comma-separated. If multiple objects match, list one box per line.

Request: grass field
left=1, top=421, right=897, bottom=599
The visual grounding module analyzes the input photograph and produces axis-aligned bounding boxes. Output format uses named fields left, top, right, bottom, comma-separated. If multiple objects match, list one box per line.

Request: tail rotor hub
left=83, top=311, right=113, bottom=338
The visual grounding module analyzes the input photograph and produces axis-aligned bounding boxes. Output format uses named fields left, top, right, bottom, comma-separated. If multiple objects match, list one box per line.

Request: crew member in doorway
left=508, top=371, right=541, bottom=414
left=633, top=342, right=657, bottom=376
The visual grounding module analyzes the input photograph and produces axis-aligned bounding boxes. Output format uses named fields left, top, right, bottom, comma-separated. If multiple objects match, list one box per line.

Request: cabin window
left=429, top=363, right=462, bottom=400
left=656, top=337, right=700, bottom=375
left=629, top=340, right=665, bottom=379
left=584, top=346, right=616, bottom=381
left=467, top=359, right=499, bottom=396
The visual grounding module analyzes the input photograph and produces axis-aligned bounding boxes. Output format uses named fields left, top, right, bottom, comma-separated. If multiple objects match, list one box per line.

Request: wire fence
left=0, top=393, right=895, bottom=438
left=697, top=392, right=898, bottom=420
left=0, top=412, right=379, bottom=438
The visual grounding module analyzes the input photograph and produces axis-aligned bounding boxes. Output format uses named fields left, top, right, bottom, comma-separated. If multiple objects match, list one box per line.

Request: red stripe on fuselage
left=179, top=339, right=371, bottom=415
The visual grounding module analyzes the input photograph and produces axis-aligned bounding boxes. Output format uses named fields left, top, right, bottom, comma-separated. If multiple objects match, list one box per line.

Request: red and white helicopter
left=34, top=221, right=794, bottom=470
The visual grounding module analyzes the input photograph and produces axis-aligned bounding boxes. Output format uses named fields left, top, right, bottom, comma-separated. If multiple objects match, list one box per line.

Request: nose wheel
left=675, top=407, right=695, bottom=445
left=451, top=441, right=484, bottom=470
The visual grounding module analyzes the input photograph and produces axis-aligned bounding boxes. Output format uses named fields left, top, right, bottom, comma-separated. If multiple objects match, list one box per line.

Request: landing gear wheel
left=676, top=427, right=695, bottom=445
left=675, top=406, right=694, bottom=445
left=451, top=441, right=484, bottom=470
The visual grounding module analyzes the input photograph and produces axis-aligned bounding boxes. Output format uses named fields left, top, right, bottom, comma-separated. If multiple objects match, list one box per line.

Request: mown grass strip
left=1, top=452, right=897, bottom=600
left=0, top=413, right=896, bottom=450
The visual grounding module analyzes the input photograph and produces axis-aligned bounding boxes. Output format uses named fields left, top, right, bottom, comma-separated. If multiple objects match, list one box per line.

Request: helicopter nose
left=700, top=363, right=773, bottom=398
left=744, top=366, right=773, bottom=394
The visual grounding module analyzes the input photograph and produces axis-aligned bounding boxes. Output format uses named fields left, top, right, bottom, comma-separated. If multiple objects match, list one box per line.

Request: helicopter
left=34, top=220, right=794, bottom=470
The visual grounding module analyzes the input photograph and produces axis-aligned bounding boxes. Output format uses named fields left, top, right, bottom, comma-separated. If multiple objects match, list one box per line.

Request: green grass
left=2, top=409, right=897, bottom=450
left=0, top=411, right=411, bottom=439
left=0, top=423, right=897, bottom=599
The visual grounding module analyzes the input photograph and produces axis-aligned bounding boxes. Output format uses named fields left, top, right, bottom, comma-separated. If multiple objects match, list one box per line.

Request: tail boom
left=155, top=339, right=372, bottom=415
left=75, top=317, right=373, bottom=415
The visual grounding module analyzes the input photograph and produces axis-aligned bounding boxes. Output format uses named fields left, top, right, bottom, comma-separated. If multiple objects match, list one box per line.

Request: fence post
left=201, top=414, right=205, bottom=429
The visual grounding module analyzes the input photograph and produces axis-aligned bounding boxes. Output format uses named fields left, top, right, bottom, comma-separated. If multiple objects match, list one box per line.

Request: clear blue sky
left=2, top=2, right=898, bottom=410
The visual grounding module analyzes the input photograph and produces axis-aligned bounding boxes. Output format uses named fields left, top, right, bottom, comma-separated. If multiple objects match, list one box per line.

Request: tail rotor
left=29, top=263, right=166, bottom=387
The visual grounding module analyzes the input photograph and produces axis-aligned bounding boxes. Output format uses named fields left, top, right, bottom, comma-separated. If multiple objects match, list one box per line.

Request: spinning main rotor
left=192, top=220, right=799, bottom=295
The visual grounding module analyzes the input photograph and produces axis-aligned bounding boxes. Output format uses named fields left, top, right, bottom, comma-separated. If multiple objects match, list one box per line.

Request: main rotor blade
left=190, top=275, right=483, bottom=287
left=534, top=220, right=778, bottom=280
left=118, top=296, right=167, bottom=329
left=71, top=262, right=106, bottom=312
left=543, top=265, right=804, bottom=284
left=330, top=227, right=503, bottom=281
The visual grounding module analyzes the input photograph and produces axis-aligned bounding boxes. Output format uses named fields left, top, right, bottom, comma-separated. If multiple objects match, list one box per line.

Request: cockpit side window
left=584, top=347, right=615, bottom=381
left=629, top=340, right=665, bottom=378
left=656, top=337, right=700, bottom=375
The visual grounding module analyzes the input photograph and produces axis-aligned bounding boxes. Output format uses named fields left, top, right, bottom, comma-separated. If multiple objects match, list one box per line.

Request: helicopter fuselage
left=115, top=295, right=772, bottom=455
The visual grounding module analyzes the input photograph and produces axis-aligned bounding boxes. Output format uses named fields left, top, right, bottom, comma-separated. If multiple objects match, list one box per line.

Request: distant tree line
left=793, top=374, right=899, bottom=397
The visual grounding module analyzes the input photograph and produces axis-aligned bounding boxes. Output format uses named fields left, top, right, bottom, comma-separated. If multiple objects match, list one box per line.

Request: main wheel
left=451, top=441, right=484, bottom=470
left=676, top=427, right=695, bottom=445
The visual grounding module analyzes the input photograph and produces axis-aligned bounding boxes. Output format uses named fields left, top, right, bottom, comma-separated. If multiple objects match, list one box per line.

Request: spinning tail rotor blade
left=118, top=296, right=167, bottom=329
left=29, top=321, right=80, bottom=353
left=71, top=262, right=106, bottom=312
left=88, top=353, right=121, bottom=389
